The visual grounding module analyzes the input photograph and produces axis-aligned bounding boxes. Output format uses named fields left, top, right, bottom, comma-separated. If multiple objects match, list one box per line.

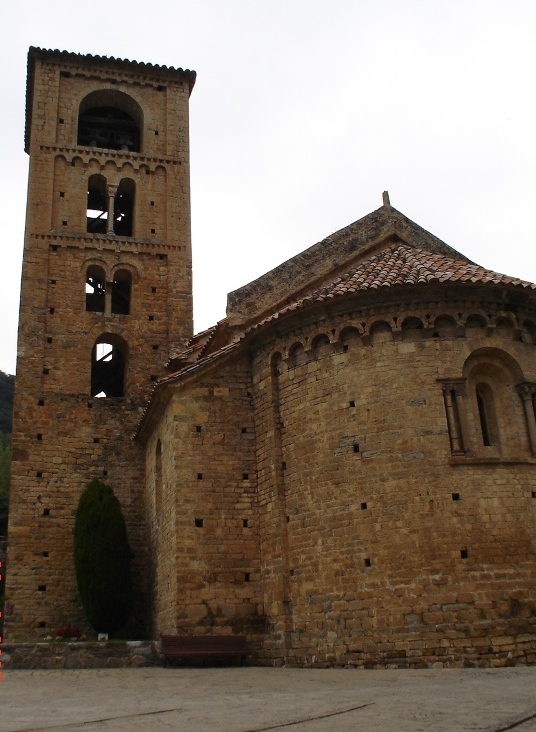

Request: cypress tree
left=74, top=478, right=133, bottom=634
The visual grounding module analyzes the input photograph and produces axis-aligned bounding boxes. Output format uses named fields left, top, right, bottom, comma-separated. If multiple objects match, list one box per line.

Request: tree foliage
left=0, top=371, right=15, bottom=434
left=73, top=478, right=133, bottom=634
left=0, top=371, right=14, bottom=535
left=0, top=433, right=10, bottom=534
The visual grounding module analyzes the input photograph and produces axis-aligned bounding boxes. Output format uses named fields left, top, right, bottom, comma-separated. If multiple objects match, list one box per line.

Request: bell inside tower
left=78, top=106, right=140, bottom=152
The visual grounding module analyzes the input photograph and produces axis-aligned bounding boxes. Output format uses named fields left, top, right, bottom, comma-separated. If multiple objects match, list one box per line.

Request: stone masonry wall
left=251, top=289, right=536, bottom=667
left=7, top=393, right=147, bottom=640
left=1, top=641, right=161, bottom=669
left=143, top=355, right=264, bottom=646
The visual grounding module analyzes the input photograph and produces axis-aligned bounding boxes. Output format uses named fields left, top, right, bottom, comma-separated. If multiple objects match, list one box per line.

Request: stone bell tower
left=5, top=48, right=196, bottom=639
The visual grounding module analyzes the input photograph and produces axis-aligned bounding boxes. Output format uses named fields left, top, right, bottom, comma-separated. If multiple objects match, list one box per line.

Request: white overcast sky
left=1, top=0, right=536, bottom=375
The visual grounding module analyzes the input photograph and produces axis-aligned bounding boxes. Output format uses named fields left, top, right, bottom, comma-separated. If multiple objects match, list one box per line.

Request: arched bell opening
left=90, top=334, right=128, bottom=398
left=111, top=269, right=132, bottom=315
left=114, top=178, right=135, bottom=237
left=85, top=265, right=106, bottom=313
left=78, top=90, right=142, bottom=152
left=86, top=174, right=108, bottom=234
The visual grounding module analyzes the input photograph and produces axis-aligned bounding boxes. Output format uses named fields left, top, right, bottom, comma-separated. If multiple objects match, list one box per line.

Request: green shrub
left=0, top=371, right=15, bottom=435
left=74, top=478, right=133, bottom=634
left=0, top=432, right=10, bottom=534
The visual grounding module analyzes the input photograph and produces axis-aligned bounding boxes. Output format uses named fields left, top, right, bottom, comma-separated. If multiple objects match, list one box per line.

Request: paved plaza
left=1, top=666, right=536, bottom=731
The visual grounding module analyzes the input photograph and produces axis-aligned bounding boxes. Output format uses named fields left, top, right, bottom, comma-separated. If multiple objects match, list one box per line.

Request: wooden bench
left=160, top=635, right=249, bottom=666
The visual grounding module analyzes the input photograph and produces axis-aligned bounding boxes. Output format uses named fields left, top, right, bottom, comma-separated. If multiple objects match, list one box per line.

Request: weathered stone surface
left=0, top=642, right=161, bottom=669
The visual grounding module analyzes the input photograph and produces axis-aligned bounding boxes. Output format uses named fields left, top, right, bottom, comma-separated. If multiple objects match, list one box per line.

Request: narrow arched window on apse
left=475, top=382, right=499, bottom=447
left=111, top=269, right=132, bottom=315
left=85, top=265, right=106, bottom=312
left=86, top=175, right=108, bottom=234
left=114, top=179, right=135, bottom=237
left=90, top=336, right=127, bottom=397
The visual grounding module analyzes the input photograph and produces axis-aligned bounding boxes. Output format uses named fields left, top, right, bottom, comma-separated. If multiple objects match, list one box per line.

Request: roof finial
left=382, top=191, right=391, bottom=206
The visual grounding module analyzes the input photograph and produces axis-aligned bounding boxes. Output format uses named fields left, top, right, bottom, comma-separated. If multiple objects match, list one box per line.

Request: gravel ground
left=1, top=666, right=535, bottom=732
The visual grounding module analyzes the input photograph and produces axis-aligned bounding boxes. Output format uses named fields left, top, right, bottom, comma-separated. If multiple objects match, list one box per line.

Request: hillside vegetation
left=0, top=370, right=14, bottom=534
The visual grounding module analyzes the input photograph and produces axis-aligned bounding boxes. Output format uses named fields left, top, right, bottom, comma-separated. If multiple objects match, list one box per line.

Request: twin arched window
left=87, top=175, right=135, bottom=237
left=86, top=266, right=132, bottom=315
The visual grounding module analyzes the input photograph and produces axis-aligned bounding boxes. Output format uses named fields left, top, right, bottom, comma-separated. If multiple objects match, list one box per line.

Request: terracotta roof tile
left=314, top=243, right=535, bottom=297
left=159, top=342, right=241, bottom=386
left=167, top=324, right=219, bottom=366
left=136, top=241, right=535, bottom=438
left=247, top=243, right=535, bottom=333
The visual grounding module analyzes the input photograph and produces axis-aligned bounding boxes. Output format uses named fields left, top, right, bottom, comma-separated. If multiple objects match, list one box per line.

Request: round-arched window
left=78, top=90, right=143, bottom=152
left=91, top=334, right=127, bottom=397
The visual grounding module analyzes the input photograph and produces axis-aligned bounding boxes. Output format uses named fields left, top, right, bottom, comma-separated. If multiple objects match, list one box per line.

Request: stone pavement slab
left=0, top=667, right=535, bottom=732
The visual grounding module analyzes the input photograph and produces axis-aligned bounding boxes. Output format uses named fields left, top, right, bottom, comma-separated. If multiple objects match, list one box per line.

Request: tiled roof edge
left=225, top=205, right=470, bottom=323
left=243, top=244, right=535, bottom=336
left=167, top=324, right=219, bottom=365
left=134, top=341, right=241, bottom=440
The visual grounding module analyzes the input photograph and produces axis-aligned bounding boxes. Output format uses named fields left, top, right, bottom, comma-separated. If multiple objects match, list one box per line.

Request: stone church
left=5, top=47, right=536, bottom=667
